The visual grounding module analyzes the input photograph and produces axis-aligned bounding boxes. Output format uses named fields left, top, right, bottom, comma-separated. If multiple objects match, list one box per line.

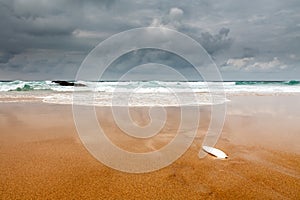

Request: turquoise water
left=0, top=80, right=299, bottom=92
left=235, top=80, right=300, bottom=86
left=0, top=80, right=299, bottom=106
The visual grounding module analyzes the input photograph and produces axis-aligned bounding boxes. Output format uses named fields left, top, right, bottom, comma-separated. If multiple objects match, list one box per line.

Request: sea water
left=0, top=80, right=299, bottom=106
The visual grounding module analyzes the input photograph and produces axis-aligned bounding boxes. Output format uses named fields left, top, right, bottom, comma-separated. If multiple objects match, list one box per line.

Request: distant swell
left=284, top=80, right=300, bottom=85
left=235, top=80, right=300, bottom=86
left=1, top=80, right=300, bottom=106
left=0, top=80, right=299, bottom=94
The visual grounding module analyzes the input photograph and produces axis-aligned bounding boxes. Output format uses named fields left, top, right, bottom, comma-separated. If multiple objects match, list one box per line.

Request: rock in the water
left=52, top=81, right=85, bottom=87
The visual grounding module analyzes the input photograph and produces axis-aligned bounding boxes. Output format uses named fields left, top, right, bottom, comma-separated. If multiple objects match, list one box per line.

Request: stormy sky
left=0, top=0, right=299, bottom=80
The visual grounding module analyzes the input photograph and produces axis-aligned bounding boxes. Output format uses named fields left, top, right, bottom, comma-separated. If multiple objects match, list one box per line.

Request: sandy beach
left=0, top=96, right=299, bottom=199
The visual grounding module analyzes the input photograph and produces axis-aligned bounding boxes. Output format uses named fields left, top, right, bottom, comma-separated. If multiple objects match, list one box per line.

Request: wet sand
left=0, top=96, right=300, bottom=199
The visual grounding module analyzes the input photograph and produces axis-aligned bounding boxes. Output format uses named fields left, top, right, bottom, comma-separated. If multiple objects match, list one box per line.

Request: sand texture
left=0, top=96, right=300, bottom=199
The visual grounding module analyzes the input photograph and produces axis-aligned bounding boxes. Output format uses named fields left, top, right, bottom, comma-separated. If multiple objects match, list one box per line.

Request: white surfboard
left=202, top=146, right=228, bottom=159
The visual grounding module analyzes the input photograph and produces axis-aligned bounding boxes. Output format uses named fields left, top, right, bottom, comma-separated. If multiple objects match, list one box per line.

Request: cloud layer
left=0, top=0, right=299, bottom=80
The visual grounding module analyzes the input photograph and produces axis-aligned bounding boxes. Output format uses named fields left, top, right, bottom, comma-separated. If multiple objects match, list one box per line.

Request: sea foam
left=0, top=80, right=299, bottom=106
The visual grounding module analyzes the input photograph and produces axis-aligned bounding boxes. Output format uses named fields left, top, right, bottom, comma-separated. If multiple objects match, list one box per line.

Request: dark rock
left=52, top=81, right=86, bottom=87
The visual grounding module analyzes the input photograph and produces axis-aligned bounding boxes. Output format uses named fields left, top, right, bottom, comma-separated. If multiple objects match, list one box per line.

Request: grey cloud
left=0, top=0, right=119, bottom=53
left=102, top=48, right=199, bottom=80
left=242, top=47, right=258, bottom=58
left=2, top=49, right=84, bottom=79
left=20, top=17, right=76, bottom=36
left=198, top=28, right=233, bottom=55
left=150, top=7, right=233, bottom=56
left=11, top=0, right=117, bottom=17
left=0, top=51, right=14, bottom=63
left=0, top=0, right=299, bottom=80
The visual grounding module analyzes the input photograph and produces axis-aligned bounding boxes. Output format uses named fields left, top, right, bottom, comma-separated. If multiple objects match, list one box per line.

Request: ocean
left=0, top=80, right=299, bottom=106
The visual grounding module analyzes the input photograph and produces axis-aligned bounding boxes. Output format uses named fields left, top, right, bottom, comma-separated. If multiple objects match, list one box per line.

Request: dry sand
left=0, top=96, right=299, bottom=199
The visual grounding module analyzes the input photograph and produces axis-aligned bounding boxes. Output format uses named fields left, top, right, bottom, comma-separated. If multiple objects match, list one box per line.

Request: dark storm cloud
left=0, top=0, right=116, bottom=79
left=198, top=28, right=233, bottom=55
left=0, top=51, right=14, bottom=63
left=102, top=49, right=199, bottom=80
left=0, top=0, right=299, bottom=80
left=0, top=0, right=119, bottom=47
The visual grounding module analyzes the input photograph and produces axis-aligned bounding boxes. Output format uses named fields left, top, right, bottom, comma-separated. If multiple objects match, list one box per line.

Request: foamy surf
left=0, top=80, right=299, bottom=106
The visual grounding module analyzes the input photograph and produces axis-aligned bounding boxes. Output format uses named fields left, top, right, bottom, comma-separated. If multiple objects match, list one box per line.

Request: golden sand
left=0, top=96, right=299, bottom=199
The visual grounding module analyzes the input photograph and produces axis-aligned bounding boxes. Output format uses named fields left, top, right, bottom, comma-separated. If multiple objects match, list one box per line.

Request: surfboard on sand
left=202, top=146, right=228, bottom=159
